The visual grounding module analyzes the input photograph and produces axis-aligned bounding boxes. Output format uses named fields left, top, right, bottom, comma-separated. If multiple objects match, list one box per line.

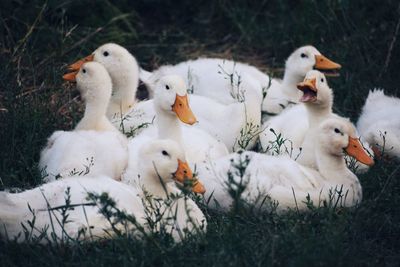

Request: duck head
left=296, top=70, right=333, bottom=107
left=63, top=62, right=112, bottom=104
left=139, top=139, right=206, bottom=194
left=285, top=45, right=341, bottom=79
left=153, top=75, right=197, bottom=125
left=318, top=118, right=374, bottom=166
left=66, top=43, right=139, bottom=89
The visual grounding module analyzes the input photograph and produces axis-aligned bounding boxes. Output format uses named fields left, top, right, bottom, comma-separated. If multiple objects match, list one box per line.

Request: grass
left=0, top=0, right=400, bottom=265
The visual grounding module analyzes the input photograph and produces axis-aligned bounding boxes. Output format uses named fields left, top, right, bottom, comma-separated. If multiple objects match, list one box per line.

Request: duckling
left=1, top=139, right=206, bottom=243
left=357, top=89, right=400, bottom=159
left=122, top=75, right=229, bottom=185
left=140, top=45, right=341, bottom=118
left=39, top=62, right=128, bottom=182
left=197, top=118, right=374, bottom=212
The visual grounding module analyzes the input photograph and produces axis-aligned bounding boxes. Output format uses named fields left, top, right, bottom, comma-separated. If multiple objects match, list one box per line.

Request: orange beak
left=314, top=54, right=341, bottom=70
left=68, top=54, right=94, bottom=71
left=173, top=159, right=206, bottom=194
left=62, top=71, right=78, bottom=82
left=171, top=94, right=197, bottom=125
left=345, top=137, right=374, bottom=166
left=297, top=78, right=317, bottom=92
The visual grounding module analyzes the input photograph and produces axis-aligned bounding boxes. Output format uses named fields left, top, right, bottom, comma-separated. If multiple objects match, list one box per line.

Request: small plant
left=116, top=108, right=155, bottom=138
left=224, top=151, right=251, bottom=213
left=125, top=116, right=155, bottom=138
left=261, top=128, right=302, bottom=159
left=261, top=71, right=273, bottom=102
left=67, top=157, right=95, bottom=177
left=217, top=61, right=245, bottom=102
left=234, top=105, right=264, bottom=151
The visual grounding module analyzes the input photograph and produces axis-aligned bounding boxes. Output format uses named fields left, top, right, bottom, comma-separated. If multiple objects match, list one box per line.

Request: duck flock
left=1, top=43, right=399, bottom=243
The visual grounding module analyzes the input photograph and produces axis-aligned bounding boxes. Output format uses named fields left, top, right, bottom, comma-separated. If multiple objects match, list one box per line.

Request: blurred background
left=1, top=0, right=399, bottom=187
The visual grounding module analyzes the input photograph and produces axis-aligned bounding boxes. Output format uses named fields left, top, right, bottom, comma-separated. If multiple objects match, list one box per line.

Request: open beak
left=314, top=55, right=341, bottom=77
left=345, top=137, right=374, bottom=166
left=297, top=78, right=317, bottom=102
left=68, top=54, right=94, bottom=71
left=173, top=159, right=206, bottom=194
left=63, top=71, right=78, bottom=82
left=171, top=94, right=197, bottom=125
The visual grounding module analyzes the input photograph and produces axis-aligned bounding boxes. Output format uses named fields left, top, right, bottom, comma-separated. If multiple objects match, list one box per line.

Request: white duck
left=259, top=70, right=335, bottom=161
left=68, top=44, right=261, bottom=150
left=197, top=118, right=374, bottom=212
left=140, top=45, right=341, bottom=117
left=262, top=46, right=341, bottom=118
left=357, top=89, right=400, bottom=159
left=1, top=139, right=206, bottom=243
left=133, top=74, right=262, bottom=151
left=260, top=70, right=373, bottom=173
left=39, top=62, right=127, bottom=182
left=122, top=75, right=229, bottom=185
left=67, top=43, right=140, bottom=121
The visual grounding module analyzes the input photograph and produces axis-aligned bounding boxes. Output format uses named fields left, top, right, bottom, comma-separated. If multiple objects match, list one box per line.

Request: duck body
left=198, top=151, right=361, bottom=212
left=40, top=130, right=127, bottom=182
left=0, top=175, right=145, bottom=242
left=131, top=73, right=262, bottom=151
left=198, top=118, right=373, bottom=212
left=144, top=58, right=266, bottom=106
left=3, top=140, right=206, bottom=243
left=357, top=89, right=400, bottom=159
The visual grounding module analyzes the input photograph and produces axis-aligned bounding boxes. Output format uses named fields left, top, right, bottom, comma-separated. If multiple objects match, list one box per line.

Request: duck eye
left=334, top=128, right=340, bottom=134
left=300, top=53, right=308, bottom=58
left=103, top=51, right=109, bottom=57
left=161, top=150, right=169, bottom=156
left=165, top=85, right=170, bottom=90
left=321, top=78, right=324, bottom=82
left=82, top=68, right=86, bottom=73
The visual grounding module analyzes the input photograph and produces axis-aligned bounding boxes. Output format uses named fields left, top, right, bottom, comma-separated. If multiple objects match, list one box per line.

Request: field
left=0, top=0, right=400, bottom=266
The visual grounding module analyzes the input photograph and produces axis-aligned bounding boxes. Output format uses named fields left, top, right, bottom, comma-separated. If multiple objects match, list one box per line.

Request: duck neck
left=76, top=93, right=113, bottom=131
left=315, top=148, right=356, bottom=184
left=281, top=69, right=304, bottom=102
left=140, top=169, right=172, bottom=198
left=155, top=106, right=183, bottom=143
left=305, top=101, right=332, bottom=128
left=108, top=75, right=138, bottom=116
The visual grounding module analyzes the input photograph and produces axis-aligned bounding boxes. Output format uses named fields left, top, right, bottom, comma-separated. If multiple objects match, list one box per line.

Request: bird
left=196, top=118, right=374, bottom=212
left=67, top=43, right=140, bottom=122
left=357, top=89, right=400, bottom=159
left=140, top=45, right=341, bottom=119
left=39, top=62, right=128, bottom=182
left=1, top=139, right=206, bottom=243
left=122, top=75, right=229, bottom=186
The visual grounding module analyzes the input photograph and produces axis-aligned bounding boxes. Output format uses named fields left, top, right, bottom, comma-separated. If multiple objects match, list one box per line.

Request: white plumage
left=39, top=62, right=128, bottom=182
left=1, top=140, right=206, bottom=243
left=357, top=89, right=400, bottom=159
left=197, top=118, right=374, bottom=212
